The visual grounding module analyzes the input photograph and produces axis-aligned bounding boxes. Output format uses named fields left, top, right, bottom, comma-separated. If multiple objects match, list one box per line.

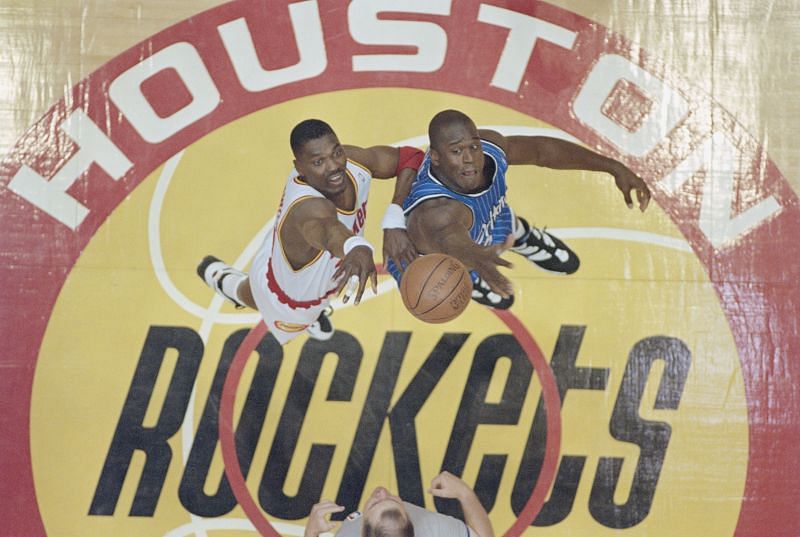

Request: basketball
left=399, top=254, right=472, bottom=323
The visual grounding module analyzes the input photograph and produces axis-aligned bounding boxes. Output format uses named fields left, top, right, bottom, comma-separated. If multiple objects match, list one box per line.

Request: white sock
left=221, top=271, right=247, bottom=302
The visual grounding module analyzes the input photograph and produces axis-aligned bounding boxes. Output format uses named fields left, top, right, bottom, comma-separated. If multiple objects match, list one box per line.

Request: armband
left=395, top=146, right=425, bottom=176
left=381, top=203, right=407, bottom=230
left=343, top=235, right=374, bottom=256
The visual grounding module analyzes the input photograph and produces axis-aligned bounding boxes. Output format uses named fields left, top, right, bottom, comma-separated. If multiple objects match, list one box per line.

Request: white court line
left=548, top=227, right=693, bottom=252
left=149, top=153, right=265, bottom=325
left=163, top=517, right=332, bottom=537
left=150, top=127, right=690, bottom=537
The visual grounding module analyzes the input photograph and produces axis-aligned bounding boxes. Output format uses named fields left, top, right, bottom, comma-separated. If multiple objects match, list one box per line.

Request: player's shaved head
left=428, top=109, right=476, bottom=150
left=290, top=118, right=336, bottom=156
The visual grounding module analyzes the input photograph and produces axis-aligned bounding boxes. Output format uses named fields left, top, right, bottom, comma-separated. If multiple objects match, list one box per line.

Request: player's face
left=362, top=486, right=407, bottom=527
left=294, top=133, right=349, bottom=199
left=430, top=121, right=485, bottom=194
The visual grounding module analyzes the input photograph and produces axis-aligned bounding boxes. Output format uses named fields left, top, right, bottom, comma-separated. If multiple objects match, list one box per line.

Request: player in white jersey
left=198, top=119, right=423, bottom=344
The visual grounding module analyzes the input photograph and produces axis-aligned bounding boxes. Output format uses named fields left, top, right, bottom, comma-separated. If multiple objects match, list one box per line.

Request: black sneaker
left=471, top=276, right=514, bottom=310
left=307, top=307, right=334, bottom=340
left=197, top=255, right=247, bottom=308
left=511, top=217, right=579, bottom=274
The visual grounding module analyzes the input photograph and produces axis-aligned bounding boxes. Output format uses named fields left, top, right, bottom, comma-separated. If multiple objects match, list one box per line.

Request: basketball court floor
left=1, top=2, right=798, bottom=536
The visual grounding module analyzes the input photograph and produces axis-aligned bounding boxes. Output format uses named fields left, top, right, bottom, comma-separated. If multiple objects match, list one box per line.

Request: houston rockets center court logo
left=1, top=1, right=799, bottom=536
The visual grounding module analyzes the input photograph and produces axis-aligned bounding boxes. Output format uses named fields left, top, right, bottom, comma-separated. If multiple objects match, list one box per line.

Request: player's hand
left=428, top=471, right=471, bottom=501
left=472, top=235, right=514, bottom=298
left=612, top=165, right=650, bottom=212
left=303, top=500, right=344, bottom=537
left=333, top=245, right=378, bottom=305
left=382, top=228, right=418, bottom=272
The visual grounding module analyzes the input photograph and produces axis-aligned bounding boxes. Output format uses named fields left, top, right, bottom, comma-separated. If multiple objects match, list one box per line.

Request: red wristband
left=395, top=146, right=425, bottom=176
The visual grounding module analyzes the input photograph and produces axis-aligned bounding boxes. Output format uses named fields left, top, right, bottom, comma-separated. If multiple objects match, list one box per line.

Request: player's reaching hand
left=383, top=228, right=418, bottom=272
left=333, top=243, right=378, bottom=305
left=428, top=472, right=495, bottom=537
left=428, top=471, right=472, bottom=501
left=303, top=500, right=344, bottom=537
left=407, top=197, right=514, bottom=298
left=471, top=234, right=514, bottom=298
left=611, top=165, right=650, bottom=212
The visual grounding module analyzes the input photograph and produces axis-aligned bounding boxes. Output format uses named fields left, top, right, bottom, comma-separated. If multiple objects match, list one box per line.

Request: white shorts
left=249, top=233, right=330, bottom=345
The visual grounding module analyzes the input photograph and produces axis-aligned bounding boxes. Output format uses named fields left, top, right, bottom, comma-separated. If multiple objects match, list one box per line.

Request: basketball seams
left=402, top=255, right=450, bottom=311
left=400, top=254, right=471, bottom=323
left=416, top=268, right=470, bottom=317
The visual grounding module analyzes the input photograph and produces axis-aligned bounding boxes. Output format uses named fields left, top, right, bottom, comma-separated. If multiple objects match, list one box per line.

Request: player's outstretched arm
left=344, top=144, right=425, bottom=270
left=478, top=129, right=651, bottom=212
left=428, top=472, right=495, bottom=537
left=285, top=197, right=377, bottom=304
left=407, top=197, right=513, bottom=298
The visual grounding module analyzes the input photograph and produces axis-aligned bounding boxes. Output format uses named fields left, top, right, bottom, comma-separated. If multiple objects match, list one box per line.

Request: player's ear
left=429, top=147, right=440, bottom=167
left=293, top=158, right=308, bottom=179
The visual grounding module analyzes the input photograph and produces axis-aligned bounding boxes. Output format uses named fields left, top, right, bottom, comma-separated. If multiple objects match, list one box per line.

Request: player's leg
left=197, top=255, right=256, bottom=309
left=509, top=208, right=580, bottom=274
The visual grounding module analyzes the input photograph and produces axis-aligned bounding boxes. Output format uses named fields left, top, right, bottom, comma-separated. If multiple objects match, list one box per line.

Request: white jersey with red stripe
left=249, top=159, right=372, bottom=343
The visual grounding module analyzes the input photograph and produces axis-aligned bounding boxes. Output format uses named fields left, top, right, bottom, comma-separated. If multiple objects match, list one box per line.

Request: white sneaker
left=306, top=308, right=334, bottom=340
left=511, top=217, right=580, bottom=274
left=197, top=255, right=247, bottom=308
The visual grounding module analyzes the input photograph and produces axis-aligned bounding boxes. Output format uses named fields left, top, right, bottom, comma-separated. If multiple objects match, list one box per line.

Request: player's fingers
left=342, top=274, right=359, bottom=303
left=370, top=269, right=378, bottom=295
left=489, top=234, right=514, bottom=255
left=353, top=268, right=370, bottom=305
left=406, top=247, right=419, bottom=265
left=622, top=185, right=634, bottom=209
left=488, top=274, right=513, bottom=298
left=311, top=500, right=341, bottom=513
left=333, top=264, right=346, bottom=283
left=494, top=256, right=513, bottom=268
left=354, top=282, right=366, bottom=305
left=334, top=270, right=349, bottom=294
left=637, top=186, right=651, bottom=211
left=317, top=503, right=345, bottom=515
left=428, top=487, right=445, bottom=497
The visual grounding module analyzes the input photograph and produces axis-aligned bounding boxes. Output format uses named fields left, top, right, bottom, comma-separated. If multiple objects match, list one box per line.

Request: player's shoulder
left=477, top=128, right=507, bottom=151
left=342, top=144, right=376, bottom=175
left=346, top=158, right=373, bottom=179
left=403, top=502, right=471, bottom=536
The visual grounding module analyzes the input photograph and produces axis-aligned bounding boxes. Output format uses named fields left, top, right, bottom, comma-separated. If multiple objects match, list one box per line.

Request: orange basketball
left=399, top=254, right=472, bottom=323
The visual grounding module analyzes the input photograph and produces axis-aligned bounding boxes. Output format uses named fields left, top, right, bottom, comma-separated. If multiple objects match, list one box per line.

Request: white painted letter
left=478, top=4, right=576, bottom=93
left=218, top=1, right=327, bottom=92
left=7, top=109, right=133, bottom=230
left=572, top=54, right=690, bottom=157
left=109, top=42, right=220, bottom=144
left=661, top=131, right=781, bottom=249
left=349, top=0, right=451, bottom=72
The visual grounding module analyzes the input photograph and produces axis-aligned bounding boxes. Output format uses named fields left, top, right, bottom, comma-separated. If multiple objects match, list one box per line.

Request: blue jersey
left=388, top=139, right=513, bottom=282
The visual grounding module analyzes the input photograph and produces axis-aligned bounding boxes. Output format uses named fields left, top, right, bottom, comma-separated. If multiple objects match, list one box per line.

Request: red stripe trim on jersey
left=265, top=256, right=337, bottom=309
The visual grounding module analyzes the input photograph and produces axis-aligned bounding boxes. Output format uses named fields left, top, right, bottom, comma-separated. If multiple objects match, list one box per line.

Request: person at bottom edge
left=303, top=472, right=494, bottom=537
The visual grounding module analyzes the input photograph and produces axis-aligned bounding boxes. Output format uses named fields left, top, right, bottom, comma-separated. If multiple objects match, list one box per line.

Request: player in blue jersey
left=399, top=109, right=650, bottom=309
